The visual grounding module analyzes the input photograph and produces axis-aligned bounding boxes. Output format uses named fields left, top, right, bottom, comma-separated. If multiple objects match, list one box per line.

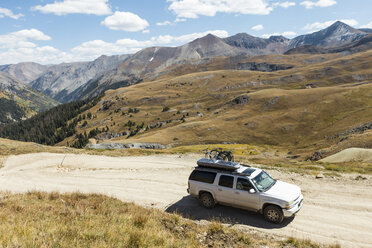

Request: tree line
left=0, top=95, right=103, bottom=147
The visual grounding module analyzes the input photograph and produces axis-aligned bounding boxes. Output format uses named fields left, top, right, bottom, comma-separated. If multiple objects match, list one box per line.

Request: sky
left=0, top=0, right=371, bottom=65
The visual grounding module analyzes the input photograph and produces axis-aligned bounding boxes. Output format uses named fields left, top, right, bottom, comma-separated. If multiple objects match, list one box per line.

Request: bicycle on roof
left=201, top=147, right=235, bottom=162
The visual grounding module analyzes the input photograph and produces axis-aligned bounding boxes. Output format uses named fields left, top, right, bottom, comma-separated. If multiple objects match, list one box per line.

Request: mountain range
left=1, top=21, right=372, bottom=123
left=1, top=21, right=372, bottom=157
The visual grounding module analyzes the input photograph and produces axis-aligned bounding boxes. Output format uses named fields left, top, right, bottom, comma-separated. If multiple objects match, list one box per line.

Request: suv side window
left=236, top=178, right=254, bottom=191
left=189, top=170, right=217, bottom=184
left=218, top=175, right=234, bottom=188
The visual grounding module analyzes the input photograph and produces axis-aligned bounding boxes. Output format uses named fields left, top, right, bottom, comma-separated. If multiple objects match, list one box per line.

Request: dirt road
left=1, top=153, right=372, bottom=247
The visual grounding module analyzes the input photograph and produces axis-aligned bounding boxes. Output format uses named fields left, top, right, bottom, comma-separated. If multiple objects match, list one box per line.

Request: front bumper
left=283, top=194, right=304, bottom=218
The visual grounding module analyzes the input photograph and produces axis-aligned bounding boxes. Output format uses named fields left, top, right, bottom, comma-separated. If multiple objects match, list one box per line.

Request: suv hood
left=264, top=180, right=301, bottom=202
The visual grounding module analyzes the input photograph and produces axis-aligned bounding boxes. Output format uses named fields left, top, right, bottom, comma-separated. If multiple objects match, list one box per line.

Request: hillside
left=43, top=50, right=368, bottom=158
left=0, top=95, right=101, bottom=146
left=29, top=55, right=129, bottom=103
left=2, top=47, right=372, bottom=158
left=0, top=72, right=58, bottom=124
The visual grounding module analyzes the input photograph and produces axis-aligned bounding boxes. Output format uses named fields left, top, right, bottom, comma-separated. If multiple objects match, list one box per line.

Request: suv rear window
left=189, top=170, right=216, bottom=184
left=218, top=175, right=234, bottom=188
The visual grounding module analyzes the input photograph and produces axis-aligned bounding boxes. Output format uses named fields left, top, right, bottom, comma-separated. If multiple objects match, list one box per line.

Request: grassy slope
left=0, top=192, right=333, bottom=248
left=61, top=50, right=372, bottom=158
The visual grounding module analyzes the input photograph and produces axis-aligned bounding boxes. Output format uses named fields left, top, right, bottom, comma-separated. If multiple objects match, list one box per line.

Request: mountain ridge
left=29, top=54, right=129, bottom=103
left=0, top=62, right=49, bottom=84
left=2, top=21, right=371, bottom=104
left=289, top=21, right=368, bottom=49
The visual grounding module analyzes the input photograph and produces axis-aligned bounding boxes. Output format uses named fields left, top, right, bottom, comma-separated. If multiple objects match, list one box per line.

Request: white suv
left=187, top=161, right=303, bottom=224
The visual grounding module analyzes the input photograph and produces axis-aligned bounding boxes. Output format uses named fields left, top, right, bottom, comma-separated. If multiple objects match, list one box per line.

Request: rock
left=231, top=95, right=250, bottom=105
left=309, top=151, right=326, bottom=161
left=286, top=155, right=300, bottom=159
left=331, top=122, right=372, bottom=139
left=355, top=175, right=368, bottom=180
left=236, top=62, right=293, bottom=72
left=86, top=142, right=166, bottom=150
left=316, top=173, right=324, bottom=179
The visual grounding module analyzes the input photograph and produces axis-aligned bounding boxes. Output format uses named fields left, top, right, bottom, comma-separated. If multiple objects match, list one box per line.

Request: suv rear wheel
left=264, top=205, right=284, bottom=224
left=199, top=192, right=215, bottom=208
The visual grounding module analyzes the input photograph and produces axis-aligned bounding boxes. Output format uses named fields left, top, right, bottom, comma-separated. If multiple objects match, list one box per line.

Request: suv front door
left=233, top=177, right=260, bottom=211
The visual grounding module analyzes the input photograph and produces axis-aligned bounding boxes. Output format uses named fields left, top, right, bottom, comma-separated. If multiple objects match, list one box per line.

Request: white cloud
left=71, top=39, right=149, bottom=59
left=32, top=0, right=112, bottom=15
left=156, top=21, right=172, bottom=26
left=0, top=7, right=23, bottom=19
left=152, top=30, right=229, bottom=44
left=167, top=0, right=273, bottom=19
left=175, top=18, right=187, bottom=22
left=0, top=29, right=71, bottom=64
left=0, top=28, right=228, bottom=64
left=0, top=29, right=51, bottom=50
left=361, top=21, right=372, bottom=29
left=262, top=31, right=296, bottom=38
left=101, top=11, right=149, bottom=32
left=252, top=24, right=264, bottom=31
left=0, top=47, right=72, bottom=65
left=303, top=19, right=358, bottom=31
left=282, top=31, right=297, bottom=37
left=273, top=1, right=296, bottom=8
left=300, top=0, right=337, bottom=9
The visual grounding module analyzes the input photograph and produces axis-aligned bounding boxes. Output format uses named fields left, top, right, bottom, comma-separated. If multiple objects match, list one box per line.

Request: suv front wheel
left=199, top=192, right=215, bottom=208
left=264, top=205, right=284, bottom=224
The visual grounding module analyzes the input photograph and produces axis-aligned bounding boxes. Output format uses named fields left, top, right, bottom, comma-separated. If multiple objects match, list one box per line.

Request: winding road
left=1, top=153, right=371, bottom=247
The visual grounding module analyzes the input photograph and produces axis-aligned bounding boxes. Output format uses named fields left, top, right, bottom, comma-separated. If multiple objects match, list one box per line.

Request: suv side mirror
left=249, top=188, right=256, bottom=194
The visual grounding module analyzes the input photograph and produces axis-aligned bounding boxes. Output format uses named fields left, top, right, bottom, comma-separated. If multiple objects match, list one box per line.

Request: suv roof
left=194, top=165, right=260, bottom=178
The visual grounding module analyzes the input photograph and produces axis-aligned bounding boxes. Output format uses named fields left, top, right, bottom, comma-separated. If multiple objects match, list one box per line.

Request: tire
left=264, top=205, right=284, bottom=224
left=199, top=192, right=215, bottom=208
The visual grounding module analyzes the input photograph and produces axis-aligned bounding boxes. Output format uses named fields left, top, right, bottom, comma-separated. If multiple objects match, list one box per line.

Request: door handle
left=218, top=188, right=222, bottom=191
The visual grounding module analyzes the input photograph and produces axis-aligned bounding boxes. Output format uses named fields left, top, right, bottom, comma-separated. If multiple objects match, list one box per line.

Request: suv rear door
left=215, top=174, right=236, bottom=205
left=188, top=170, right=217, bottom=196
left=233, top=177, right=260, bottom=210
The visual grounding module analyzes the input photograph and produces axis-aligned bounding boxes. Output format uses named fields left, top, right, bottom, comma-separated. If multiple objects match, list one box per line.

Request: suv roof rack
left=196, top=158, right=256, bottom=176
left=195, top=166, right=257, bottom=177
left=197, top=158, right=239, bottom=171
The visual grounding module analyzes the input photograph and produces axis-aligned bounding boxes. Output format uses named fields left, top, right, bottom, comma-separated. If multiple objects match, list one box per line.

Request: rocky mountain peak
left=189, top=34, right=224, bottom=47
left=326, top=21, right=363, bottom=35
left=289, top=21, right=368, bottom=49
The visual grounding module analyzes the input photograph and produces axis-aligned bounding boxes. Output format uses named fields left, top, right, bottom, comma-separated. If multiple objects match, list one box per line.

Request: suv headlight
left=285, top=200, right=296, bottom=210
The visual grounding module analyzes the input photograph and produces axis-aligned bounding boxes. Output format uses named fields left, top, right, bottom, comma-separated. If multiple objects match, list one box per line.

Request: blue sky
left=0, top=0, right=371, bottom=64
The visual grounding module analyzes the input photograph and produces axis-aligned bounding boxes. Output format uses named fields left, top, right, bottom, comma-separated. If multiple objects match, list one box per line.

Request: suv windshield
left=251, top=171, right=276, bottom=192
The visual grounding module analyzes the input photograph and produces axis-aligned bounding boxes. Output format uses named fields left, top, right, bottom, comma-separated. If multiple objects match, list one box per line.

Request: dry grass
left=0, top=192, right=333, bottom=248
